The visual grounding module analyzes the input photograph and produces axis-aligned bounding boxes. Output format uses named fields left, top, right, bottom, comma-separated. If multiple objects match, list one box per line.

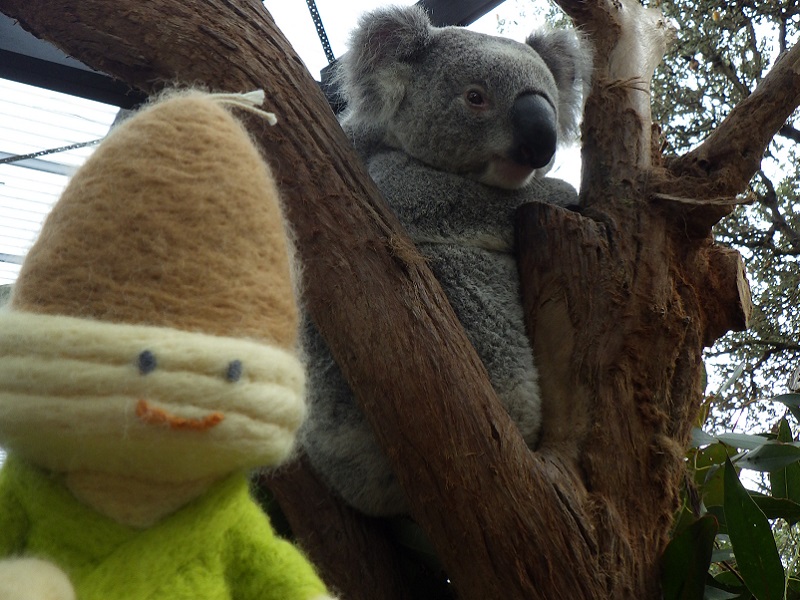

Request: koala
left=300, top=5, right=592, bottom=516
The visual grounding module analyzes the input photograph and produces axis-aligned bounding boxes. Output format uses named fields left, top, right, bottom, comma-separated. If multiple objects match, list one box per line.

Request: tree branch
left=709, top=52, right=751, bottom=99
left=655, top=41, right=800, bottom=199
left=709, top=338, right=800, bottom=353
left=261, top=456, right=413, bottom=600
left=778, top=124, right=800, bottom=144
left=756, top=170, right=800, bottom=251
left=554, top=0, right=675, bottom=197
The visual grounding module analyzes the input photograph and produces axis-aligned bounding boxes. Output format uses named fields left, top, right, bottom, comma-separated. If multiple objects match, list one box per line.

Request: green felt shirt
left=0, top=457, right=329, bottom=600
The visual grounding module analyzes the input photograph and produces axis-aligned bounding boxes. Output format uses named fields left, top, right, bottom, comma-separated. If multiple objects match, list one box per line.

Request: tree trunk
left=2, top=0, right=794, bottom=598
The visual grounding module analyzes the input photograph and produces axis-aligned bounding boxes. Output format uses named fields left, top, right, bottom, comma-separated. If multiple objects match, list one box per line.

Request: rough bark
left=258, top=457, right=412, bottom=600
left=0, top=0, right=790, bottom=598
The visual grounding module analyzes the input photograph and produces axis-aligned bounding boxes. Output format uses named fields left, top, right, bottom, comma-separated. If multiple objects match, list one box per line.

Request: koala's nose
left=510, top=93, right=558, bottom=169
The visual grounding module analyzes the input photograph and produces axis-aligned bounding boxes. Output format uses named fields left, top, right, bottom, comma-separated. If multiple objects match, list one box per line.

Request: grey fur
left=301, top=6, right=591, bottom=516
left=526, top=28, right=593, bottom=140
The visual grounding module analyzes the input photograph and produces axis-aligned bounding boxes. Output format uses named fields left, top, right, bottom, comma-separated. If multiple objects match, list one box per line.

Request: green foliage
left=723, top=457, right=785, bottom=600
left=662, top=514, right=718, bottom=599
left=669, top=409, right=800, bottom=600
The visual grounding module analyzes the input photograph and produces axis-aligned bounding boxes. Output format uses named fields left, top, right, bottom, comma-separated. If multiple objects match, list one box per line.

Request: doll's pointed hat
left=0, top=91, right=306, bottom=479
left=11, top=90, right=297, bottom=349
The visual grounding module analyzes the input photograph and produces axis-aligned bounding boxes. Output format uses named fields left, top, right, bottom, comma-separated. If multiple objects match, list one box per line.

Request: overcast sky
left=265, top=0, right=541, bottom=78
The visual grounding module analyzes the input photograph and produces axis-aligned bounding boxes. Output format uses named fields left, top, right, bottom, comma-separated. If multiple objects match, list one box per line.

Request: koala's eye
left=465, top=88, right=488, bottom=108
left=137, top=350, right=157, bottom=375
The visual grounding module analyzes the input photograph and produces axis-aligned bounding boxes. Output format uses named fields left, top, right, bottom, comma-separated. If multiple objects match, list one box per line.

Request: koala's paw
left=0, top=558, right=76, bottom=600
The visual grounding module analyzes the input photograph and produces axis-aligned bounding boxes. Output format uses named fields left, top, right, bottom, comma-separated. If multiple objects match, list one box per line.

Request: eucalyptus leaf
left=693, top=443, right=729, bottom=507
left=716, top=433, right=771, bottom=451
left=701, top=465, right=725, bottom=508
left=788, top=577, right=800, bottom=594
left=724, top=458, right=785, bottom=600
left=714, top=362, right=746, bottom=397
left=694, top=443, right=732, bottom=469
left=769, top=393, right=800, bottom=408
left=693, top=428, right=717, bottom=448
left=737, top=442, right=800, bottom=472
left=662, top=515, right=718, bottom=600
left=751, top=494, right=800, bottom=525
left=770, top=419, right=800, bottom=504
left=703, top=586, right=742, bottom=600
left=691, top=430, right=770, bottom=451
left=713, top=571, right=747, bottom=588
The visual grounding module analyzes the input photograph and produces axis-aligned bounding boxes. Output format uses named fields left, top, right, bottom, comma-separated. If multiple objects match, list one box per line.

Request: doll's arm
left=0, top=464, right=74, bottom=600
left=0, top=557, right=75, bottom=600
left=0, top=465, right=28, bottom=557
left=227, top=504, right=336, bottom=600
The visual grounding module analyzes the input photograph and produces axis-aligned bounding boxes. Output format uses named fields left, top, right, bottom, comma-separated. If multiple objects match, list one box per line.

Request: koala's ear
left=526, top=29, right=593, bottom=139
left=336, top=6, right=434, bottom=124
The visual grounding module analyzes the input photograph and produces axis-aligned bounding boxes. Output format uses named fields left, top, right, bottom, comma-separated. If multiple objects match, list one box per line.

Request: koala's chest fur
left=418, top=242, right=539, bottom=447
left=366, top=150, right=543, bottom=446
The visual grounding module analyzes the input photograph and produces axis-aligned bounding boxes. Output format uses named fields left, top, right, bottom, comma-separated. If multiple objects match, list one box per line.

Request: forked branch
left=655, top=42, right=800, bottom=200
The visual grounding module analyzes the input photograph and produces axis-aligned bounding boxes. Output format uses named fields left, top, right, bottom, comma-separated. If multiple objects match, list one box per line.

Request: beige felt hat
left=0, top=91, right=306, bottom=479
left=12, top=90, right=297, bottom=350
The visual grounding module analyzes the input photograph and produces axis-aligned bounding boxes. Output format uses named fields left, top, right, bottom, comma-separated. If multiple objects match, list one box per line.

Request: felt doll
left=0, top=90, right=335, bottom=600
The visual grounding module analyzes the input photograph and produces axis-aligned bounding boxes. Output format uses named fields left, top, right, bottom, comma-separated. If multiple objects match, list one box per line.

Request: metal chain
left=0, top=138, right=103, bottom=166
left=305, top=0, right=336, bottom=65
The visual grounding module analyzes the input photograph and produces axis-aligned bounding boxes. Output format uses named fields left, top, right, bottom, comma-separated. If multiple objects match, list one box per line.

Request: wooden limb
left=649, top=190, right=756, bottom=238
left=516, top=200, right=744, bottom=597
left=517, top=201, right=679, bottom=599
left=262, top=456, right=412, bottom=600
left=779, top=124, right=800, bottom=144
left=695, top=246, right=753, bottom=346
left=553, top=0, right=673, bottom=198
left=656, top=42, right=800, bottom=199
left=551, top=0, right=619, bottom=49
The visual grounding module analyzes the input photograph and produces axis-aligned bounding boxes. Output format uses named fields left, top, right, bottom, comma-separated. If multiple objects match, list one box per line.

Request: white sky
left=265, top=0, right=544, bottom=78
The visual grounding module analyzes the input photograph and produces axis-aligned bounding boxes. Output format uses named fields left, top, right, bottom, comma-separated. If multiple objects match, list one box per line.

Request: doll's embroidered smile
left=135, top=399, right=225, bottom=431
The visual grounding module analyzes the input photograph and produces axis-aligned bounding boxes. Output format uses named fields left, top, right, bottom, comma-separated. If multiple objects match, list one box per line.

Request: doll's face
left=0, top=311, right=305, bottom=482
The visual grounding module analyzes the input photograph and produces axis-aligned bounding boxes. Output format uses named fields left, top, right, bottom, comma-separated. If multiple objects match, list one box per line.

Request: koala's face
left=339, top=6, right=591, bottom=190
left=386, top=31, right=560, bottom=189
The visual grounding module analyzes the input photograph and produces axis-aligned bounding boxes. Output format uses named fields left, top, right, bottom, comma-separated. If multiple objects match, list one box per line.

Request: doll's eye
left=137, top=350, right=157, bottom=375
left=225, top=360, right=243, bottom=383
